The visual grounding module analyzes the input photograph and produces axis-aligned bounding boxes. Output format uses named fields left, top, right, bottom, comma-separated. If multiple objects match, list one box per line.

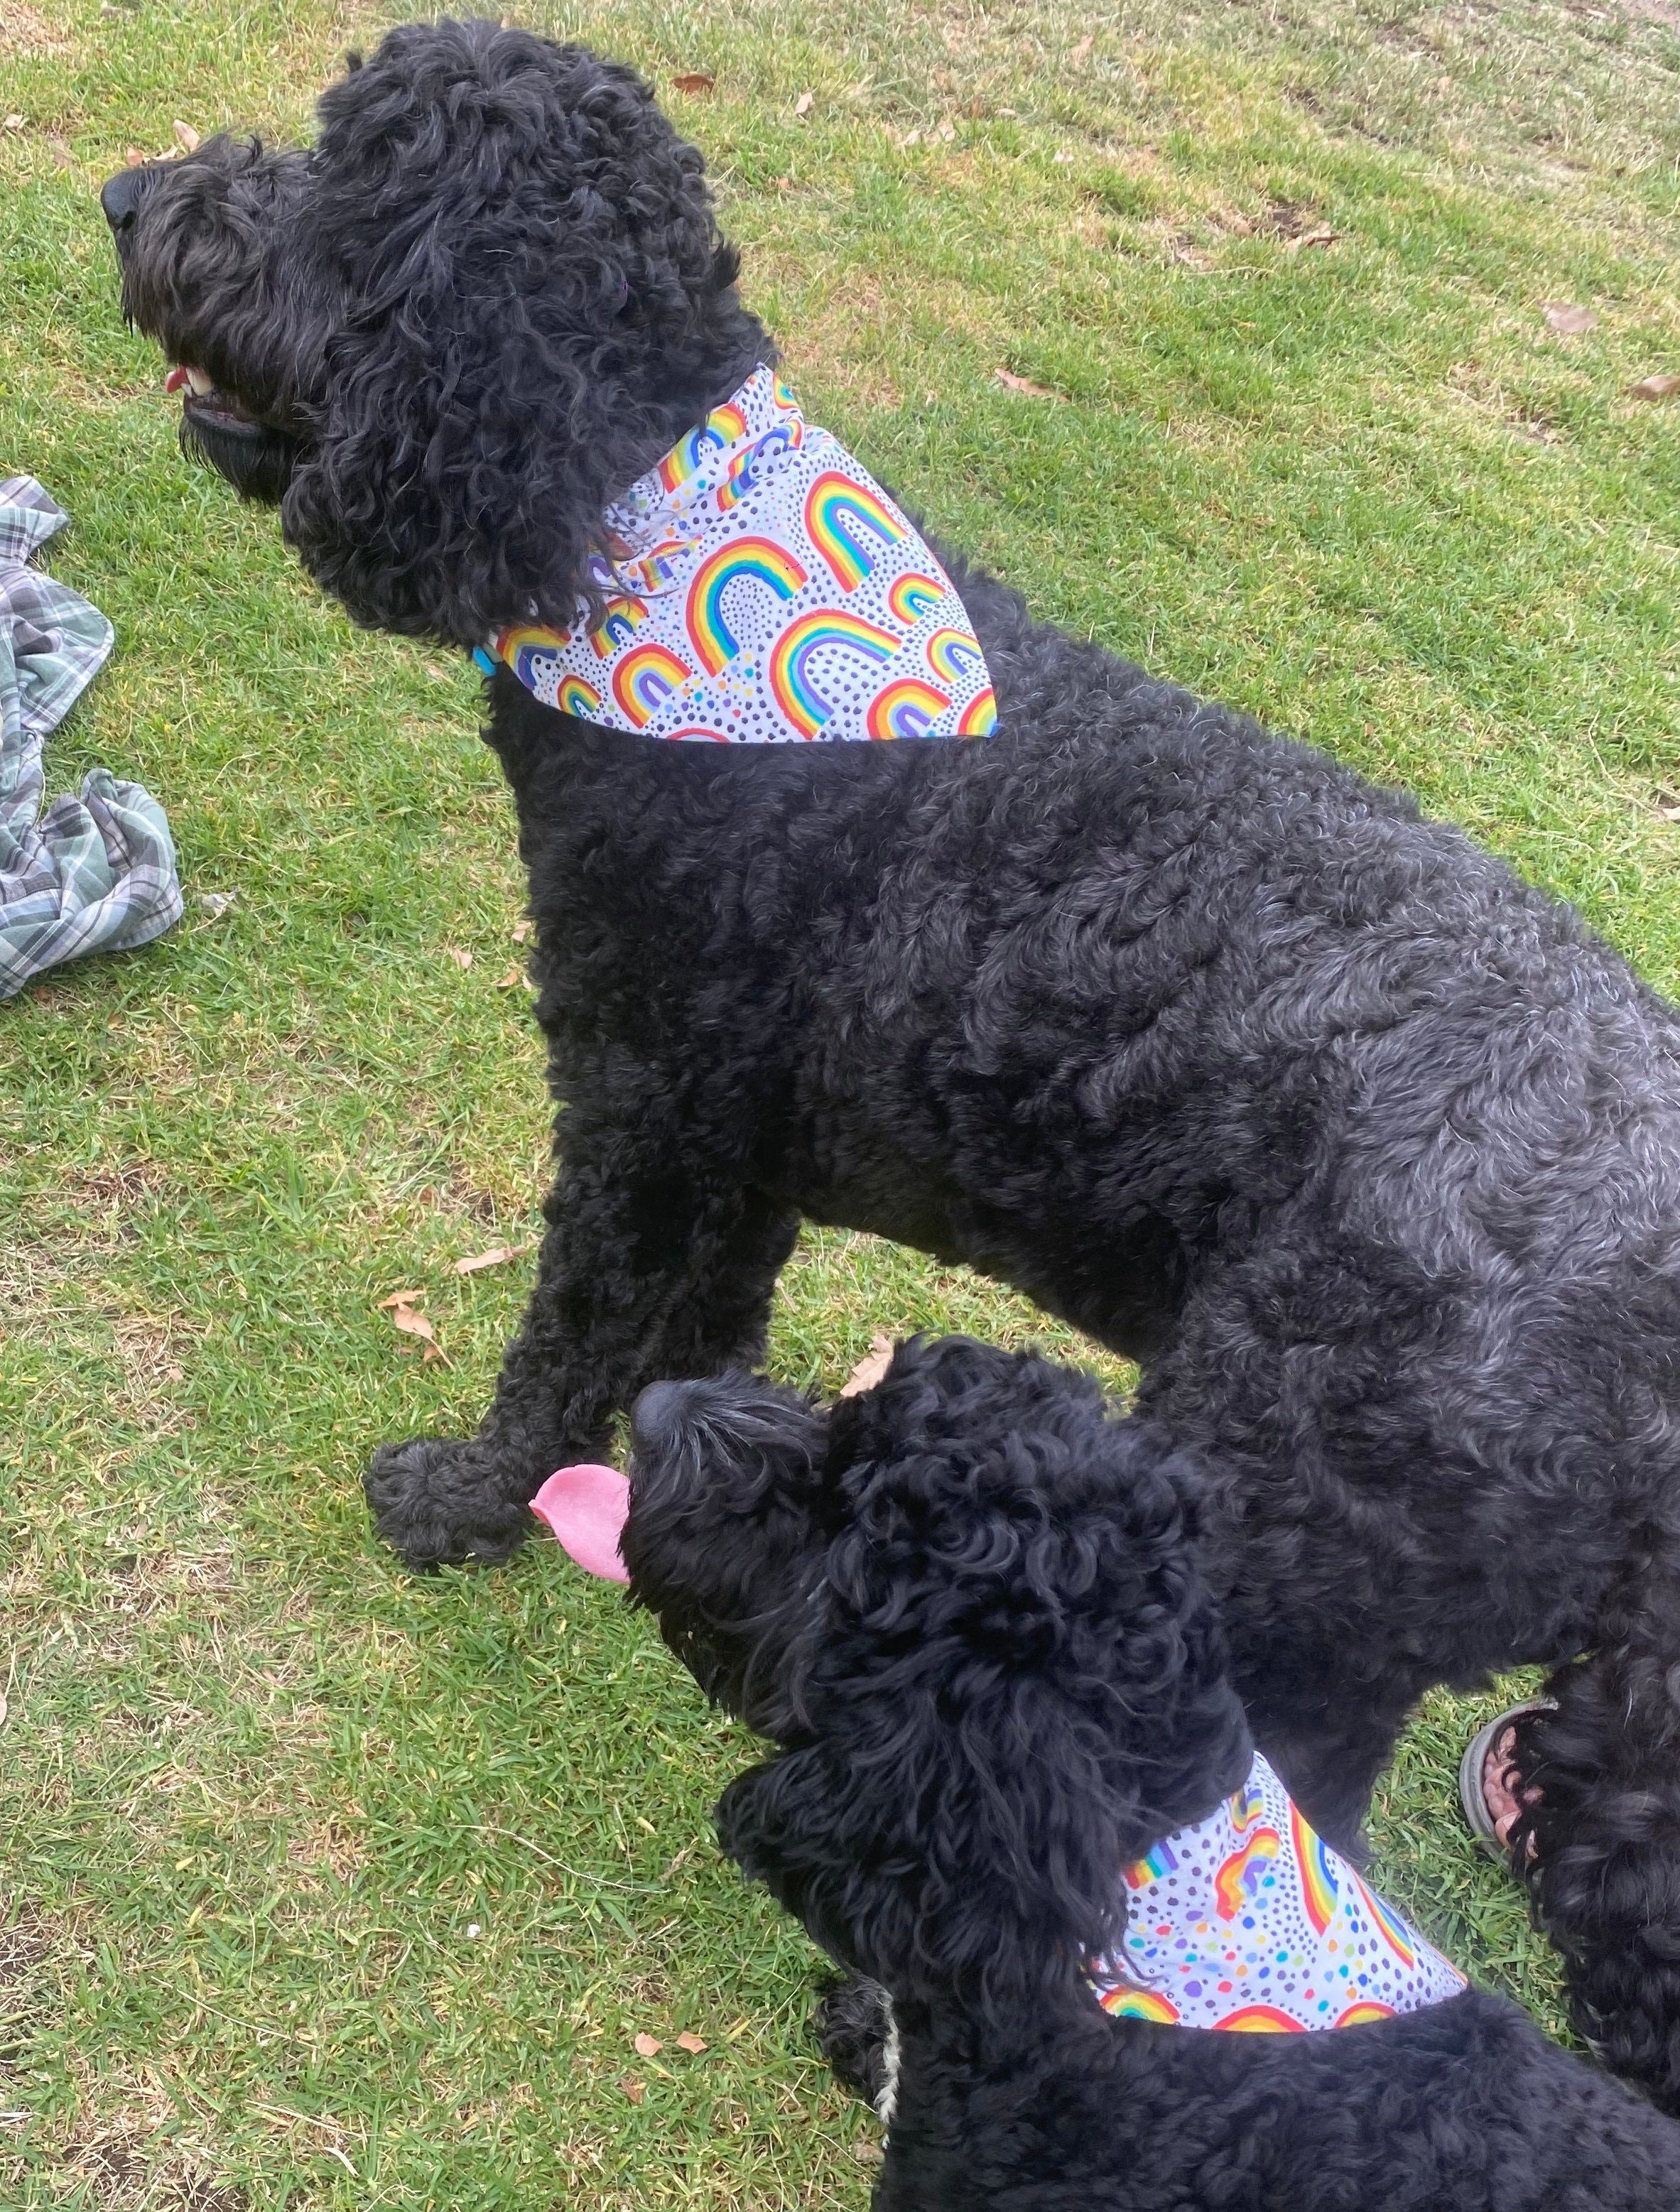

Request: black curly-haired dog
left=616, top=1335, right=1680, bottom=2207
left=102, top=18, right=1680, bottom=2107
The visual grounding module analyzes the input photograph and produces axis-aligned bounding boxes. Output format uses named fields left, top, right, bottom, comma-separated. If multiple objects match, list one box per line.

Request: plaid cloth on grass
left=0, top=475, right=181, bottom=1000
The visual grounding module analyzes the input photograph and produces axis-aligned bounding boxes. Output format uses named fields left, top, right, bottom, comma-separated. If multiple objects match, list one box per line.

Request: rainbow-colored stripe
left=611, top=641, right=692, bottom=728
left=590, top=597, right=649, bottom=656
left=1213, top=1827, right=1281, bottom=1919
left=769, top=612, right=899, bottom=739
left=1230, top=1771, right=1267, bottom=1834
left=888, top=571, right=944, bottom=624
left=659, top=401, right=752, bottom=492
left=1290, top=1804, right=1340, bottom=1936
left=556, top=673, right=604, bottom=720
left=1122, top=1837, right=1179, bottom=1890
left=716, top=423, right=804, bottom=513
left=957, top=687, right=998, bottom=737
left=1215, top=2005, right=1306, bottom=2034
left=1333, top=2000, right=1397, bottom=2028
left=804, top=471, right=910, bottom=590
left=492, top=622, right=573, bottom=690
left=1098, top=1987, right=1180, bottom=2024
left=865, top=677, right=950, bottom=741
left=1355, top=1875, right=1416, bottom=1969
left=685, top=537, right=808, bottom=675
left=926, top=627, right=987, bottom=684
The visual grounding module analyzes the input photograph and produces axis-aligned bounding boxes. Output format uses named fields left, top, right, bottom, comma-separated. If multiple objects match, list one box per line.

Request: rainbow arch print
left=493, top=622, right=572, bottom=687
left=661, top=724, right=730, bottom=743
left=589, top=597, right=649, bottom=657
left=685, top=536, right=809, bottom=675
left=1353, top=1875, right=1417, bottom=1970
left=769, top=612, right=899, bottom=739
left=659, top=400, right=752, bottom=492
left=1122, top=1837, right=1179, bottom=1890
left=866, top=678, right=950, bottom=742
left=925, top=627, right=987, bottom=685
left=611, top=641, right=693, bottom=729
left=1214, top=1827, right=1281, bottom=1919
left=1214, top=2005, right=1307, bottom=2034
left=957, top=687, right=998, bottom=737
left=716, top=423, right=805, bottom=514
left=803, top=472, right=910, bottom=590
left=1230, top=1769, right=1267, bottom=1834
left=1289, top=1803, right=1341, bottom=1936
left=1098, top=1986, right=1180, bottom=2024
left=1334, top=2000, right=1397, bottom=2029
left=888, top=571, right=944, bottom=625
left=556, top=673, right=604, bottom=720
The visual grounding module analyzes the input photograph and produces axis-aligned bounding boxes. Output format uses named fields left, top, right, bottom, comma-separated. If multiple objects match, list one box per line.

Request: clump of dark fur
left=103, top=18, right=1680, bottom=2111
left=624, top=1339, right=1680, bottom=2208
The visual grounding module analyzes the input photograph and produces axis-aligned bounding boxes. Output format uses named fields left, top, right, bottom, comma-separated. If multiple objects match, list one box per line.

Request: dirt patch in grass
left=57, top=2127, right=249, bottom=2211
left=0, top=4, right=72, bottom=59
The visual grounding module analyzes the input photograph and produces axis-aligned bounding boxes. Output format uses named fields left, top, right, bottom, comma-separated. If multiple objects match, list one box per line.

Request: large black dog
left=102, top=21, right=1680, bottom=2104
left=619, top=1336, right=1680, bottom=2207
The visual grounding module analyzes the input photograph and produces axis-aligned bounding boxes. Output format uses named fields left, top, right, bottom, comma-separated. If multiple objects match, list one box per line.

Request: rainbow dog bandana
left=475, top=367, right=997, bottom=744
left=1090, top=1752, right=1465, bottom=2032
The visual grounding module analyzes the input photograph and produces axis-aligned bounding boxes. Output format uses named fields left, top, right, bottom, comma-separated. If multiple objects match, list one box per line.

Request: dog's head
left=623, top=1337, right=1252, bottom=2023
left=101, top=19, right=763, bottom=645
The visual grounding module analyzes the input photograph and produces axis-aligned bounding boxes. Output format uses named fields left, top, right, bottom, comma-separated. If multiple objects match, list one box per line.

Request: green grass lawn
left=3, top=0, right=1679, bottom=2202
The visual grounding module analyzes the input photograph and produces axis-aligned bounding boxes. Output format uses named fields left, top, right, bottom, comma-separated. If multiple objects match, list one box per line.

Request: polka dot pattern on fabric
left=1089, top=1753, right=1465, bottom=2032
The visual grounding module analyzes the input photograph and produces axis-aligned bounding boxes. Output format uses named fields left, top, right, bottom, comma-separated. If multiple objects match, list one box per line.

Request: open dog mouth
left=165, top=362, right=263, bottom=432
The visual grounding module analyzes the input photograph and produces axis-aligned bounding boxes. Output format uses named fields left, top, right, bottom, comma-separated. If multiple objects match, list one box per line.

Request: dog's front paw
left=364, top=1436, right=537, bottom=1571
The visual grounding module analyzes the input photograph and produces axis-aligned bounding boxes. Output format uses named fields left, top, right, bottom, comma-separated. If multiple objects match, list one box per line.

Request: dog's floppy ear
left=715, top=1339, right=1252, bottom=2020
left=280, top=22, right=762, bottom=644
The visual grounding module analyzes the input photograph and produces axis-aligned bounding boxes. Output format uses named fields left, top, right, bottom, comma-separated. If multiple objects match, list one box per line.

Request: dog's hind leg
left=1512, top=1545, right=1680, bottom=2115
left=364, top=1129, right=799, bottom=1570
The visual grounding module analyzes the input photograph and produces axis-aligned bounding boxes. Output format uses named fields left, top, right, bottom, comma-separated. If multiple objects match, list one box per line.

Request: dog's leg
left=815, top=1974, right=896, bottom=2117
left=1512, top=1554, right=1680, bottom=2114
left=1234, top=1645, right=1429, bottom=1861
left=364, top=1143, right=799, bottom=1569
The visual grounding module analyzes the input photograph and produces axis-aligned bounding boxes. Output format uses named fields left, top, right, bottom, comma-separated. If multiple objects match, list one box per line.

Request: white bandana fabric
left=1089, top=1752, right=1465, bottom=2032
left=475, top=368, right=997, bottom=745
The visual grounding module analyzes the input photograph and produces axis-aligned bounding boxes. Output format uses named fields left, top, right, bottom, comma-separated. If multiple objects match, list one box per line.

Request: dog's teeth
left=184, top=366, right=215, bottom=396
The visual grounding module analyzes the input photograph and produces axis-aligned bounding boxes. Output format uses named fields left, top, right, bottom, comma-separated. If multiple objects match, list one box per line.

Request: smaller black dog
left=617, top=1338, right=1680, bottom=2208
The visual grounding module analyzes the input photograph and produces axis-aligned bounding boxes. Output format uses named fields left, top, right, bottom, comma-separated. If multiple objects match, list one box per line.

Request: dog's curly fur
left=622, top=1338, right=1680, bottom=2208
left=103, top=18, right=1680, bottom=2105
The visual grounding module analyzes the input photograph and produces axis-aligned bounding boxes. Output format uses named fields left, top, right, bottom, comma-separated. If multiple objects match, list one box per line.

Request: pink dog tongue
left=531, top=1463, right=631, bottom=1583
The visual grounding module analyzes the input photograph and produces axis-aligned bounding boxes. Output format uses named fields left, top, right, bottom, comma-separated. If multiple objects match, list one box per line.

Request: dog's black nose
left=100, top=166, right=148, bottom=235
left=631, top=1379, right=693, bottom=1457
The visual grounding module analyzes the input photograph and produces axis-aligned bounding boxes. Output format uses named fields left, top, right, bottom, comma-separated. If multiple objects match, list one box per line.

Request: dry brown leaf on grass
left=494, top=964, right=524, bottom=990
left=455, top=1242, right=531, bottom=1276
left=619, top=2076, right=646, bottom=2105
left=633, top=2032, right=663, bottom=2058
left=173, top=120, right=199, bottom=152
left=1072, top=33, right=1095, bottom=60
left=511, top=917, right=533, bottom=943
left=1541, top=301, right=1597, bottom=335
left=1629, top=374, right=1680, bottom=401
left=995, top=368, right=1063, bottom=401
left=840, top=1330, right=896, bottom=1398
left=674, top=2030, right=708, bottom=2054
left=48, top=134, right=69, bottom=166
left=124, top=146, right=144, bottom=166
left=671, top=72, right=714, bottom=94
left=1285, top=225, right=1337, bottom=254
left=1654, top=788, right=1680, bottom=824
left=795, top=90, right=815, bottom=116
left=377, top=1291, right=450, bottom=1365
left=445, top=947, right=472, bottom=970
